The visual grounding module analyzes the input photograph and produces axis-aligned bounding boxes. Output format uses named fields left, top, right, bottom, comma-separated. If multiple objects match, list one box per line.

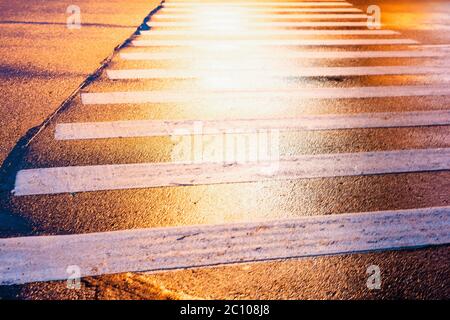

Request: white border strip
left=138, top=29, right=399, bottom=36
left=153, top=13, right=369, bottom=19
left=1, top=206, right=449, bottom=285
left=106, top=66, right=450, bottom=80
left=160, top=7, right=362, bottom=13
left=119, top=50, right=446, bottom=60
left=13, top=148, right=450, bottom=196
left=81, top=85, right=450, bottom=105
left=163, top=2, right=351, bottom=7
left=55, top=110, right=450, bottom=140
left=412, top=44, right=450, bottom=48
left=146, top=21, right=377, bottom=27
left=131, top=39, right=418, bottom=46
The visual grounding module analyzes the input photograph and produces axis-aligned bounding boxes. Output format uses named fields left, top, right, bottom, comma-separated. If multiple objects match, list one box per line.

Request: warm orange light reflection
left=145, top=4, right=317, bottom=224
left=174, top=6, right=299, bottom=91
left=194, top=7, right=248, bottom=32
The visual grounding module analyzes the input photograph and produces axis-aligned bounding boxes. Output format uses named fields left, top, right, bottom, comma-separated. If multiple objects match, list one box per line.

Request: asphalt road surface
left=0, top=0, right=449, bottom=299
left=0, top=0, right=160, bottom=164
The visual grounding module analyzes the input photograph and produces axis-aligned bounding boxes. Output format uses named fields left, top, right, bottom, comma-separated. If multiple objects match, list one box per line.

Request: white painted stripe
left=146, top=21, right=376, bottom=27
left=414, top=44, right=450, bottom=48
left=1, top=206, right=448, bottom=285
left=13, top=148, right=450, bottom=196
left=160, top=7, right=362, bottom=13
left=54, top=110, right=450, bottom=140
left=167, top=0, right=348, bottom=2
left=139, top=29, right=399, bottom=36
left=120, top=50, right=446, bottom=60
left=162, top=1, right=352, bottom=9
left=164, top=2, right=351, bottom=7
left=410, top=44, right=450, bottom=50
left=132, top=39, right=418, bottom=47
left=80, top=85, right=450, bottom=105
left=106, top=66, right=450, bottom=80
left=153, top=13, right=370, bottom=19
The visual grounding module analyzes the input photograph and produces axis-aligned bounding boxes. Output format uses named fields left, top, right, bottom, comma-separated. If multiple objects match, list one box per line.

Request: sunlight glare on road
left=195, top=6, right=248, bottom=32
left=157, top=4, right=294, bottom=224
left=174, top=5, right=301, bottom=93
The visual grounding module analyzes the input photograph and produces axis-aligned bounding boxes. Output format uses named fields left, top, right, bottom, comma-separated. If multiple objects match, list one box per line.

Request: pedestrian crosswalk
left=80, top=85, right=450, bottom=104
left=54, top=111, right=450, bottom=140
left=163, top=1, right=352, bottom=7
left=154, top=13, right=371, bottom=19
left=139, top=29, right=398, bottom=35
left=131, top=39, right=418, bottom=46
left=146, top=21, right=377, bottom=27
left=106, top=66, right=450, bottom=79
left=119, top=50, right=446, bottom=60
left=161, top=7, right=363, bottom=13
left=2, top=0, right=450, bottom=285
left=2, top=206, right=449, bottom=285
left=12, top=148, right=450, bottom=196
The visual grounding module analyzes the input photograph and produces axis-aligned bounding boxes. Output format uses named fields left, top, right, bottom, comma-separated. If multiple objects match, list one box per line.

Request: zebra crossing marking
left=1, top=206, right=449, bottom=285
left=163, top=1, right=352, bottom=7
left=13, top=148, right=450, bottom=196
left=119, top=50, right=445, bottom=60
left=145, top=21, right=379, bottom=27
left=131, top=39, right=418, bottom=46
left=159, top=7, right=362, bottom=13
left=138, top=29, right=400, bottom=36
left=106, top=66, right=450, bottom=80
left=80, top=85, right=450, bottom=105
left=153, top=13, right=370, bottom=20
left=54, top=110, right=450, bottom=140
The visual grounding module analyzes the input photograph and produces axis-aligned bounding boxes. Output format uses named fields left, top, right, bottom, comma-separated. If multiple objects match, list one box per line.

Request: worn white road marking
left=106, top=66, right=450, bottom=80
left=146, top=21, right=378, bottom=27
left=153, top=13, right=370, bottom=19
left=13, top=148, right=450, bottom=196
left=160, top=7, right=362, bottom=13
left=410, top=44, right=450, bottom=49
left=164, top=1, right=351, bottom=7
left=1, top=206, right=449, bottom=285
left=132, top=39, right=418, bottom=46
left=81, top=85, right=450, bottom=105
left=120, top=50, right=445, bottom=60
left=169, top=0, right=349, bottom=1
left=139, top=29, right=399, bottom=36
left=55, top=110, right=450, bottom=140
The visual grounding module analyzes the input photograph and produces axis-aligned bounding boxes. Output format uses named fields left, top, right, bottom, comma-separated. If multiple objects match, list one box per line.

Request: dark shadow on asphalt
left=0, top=127, right=38, bottom=238
left=0, top=285, right=22, bottom=300
left=0, top=209, right=32, bottom=237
